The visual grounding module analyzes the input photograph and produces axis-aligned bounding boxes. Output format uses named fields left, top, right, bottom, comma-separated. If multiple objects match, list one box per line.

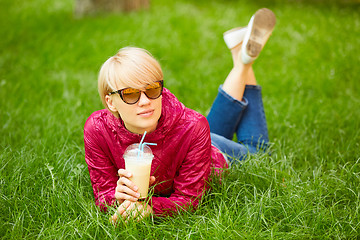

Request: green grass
left=1, top=0, right=360, bottom=239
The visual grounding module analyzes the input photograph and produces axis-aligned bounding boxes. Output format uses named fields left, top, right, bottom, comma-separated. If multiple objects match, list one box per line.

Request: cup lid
left=123, top=143, right=153, bottom=158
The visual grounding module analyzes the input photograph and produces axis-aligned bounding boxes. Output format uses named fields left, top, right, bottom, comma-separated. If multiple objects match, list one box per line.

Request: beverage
left=123, top=144, right=154, bottom=198
left=124, top=156, right=152, bottom=198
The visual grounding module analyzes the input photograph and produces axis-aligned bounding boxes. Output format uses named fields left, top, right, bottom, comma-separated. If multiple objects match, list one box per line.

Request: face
left=105, top=82, right=162, bottom=135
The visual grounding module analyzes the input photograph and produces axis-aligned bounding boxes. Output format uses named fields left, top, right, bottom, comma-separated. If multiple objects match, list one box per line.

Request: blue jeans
left=207, top=85, right=269, bottom=164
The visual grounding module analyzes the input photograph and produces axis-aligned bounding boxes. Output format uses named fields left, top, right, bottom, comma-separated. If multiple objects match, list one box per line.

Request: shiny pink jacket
left=84, top=88, right=227, bottom=216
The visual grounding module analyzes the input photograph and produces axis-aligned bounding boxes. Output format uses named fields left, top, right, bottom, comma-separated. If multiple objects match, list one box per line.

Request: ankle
left=231, top=63, right=252, bottom=77
left=230, top=44, right=242, bottom=67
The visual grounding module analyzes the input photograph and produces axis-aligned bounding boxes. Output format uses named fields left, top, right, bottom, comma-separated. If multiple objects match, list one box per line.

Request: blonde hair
left=98, top=47, right=163, bottom=109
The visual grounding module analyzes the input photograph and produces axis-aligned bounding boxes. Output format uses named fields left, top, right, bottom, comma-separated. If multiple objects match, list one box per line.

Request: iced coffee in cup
left=123, top=143, right=154, bottom=199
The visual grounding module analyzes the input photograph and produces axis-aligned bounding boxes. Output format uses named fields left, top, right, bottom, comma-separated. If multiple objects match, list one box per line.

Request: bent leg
left=237, top=85, right=269, bottom=151
left=207, top=44, right=253, bottom=140
left=208, top=23, right=270, bottom=155
left=208, top=86, right=269, bottom=163
left=207, top=86, right=248, bottom=140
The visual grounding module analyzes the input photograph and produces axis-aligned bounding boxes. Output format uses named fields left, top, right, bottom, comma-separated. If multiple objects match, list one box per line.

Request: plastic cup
left=123, top=143, right=154, bottom=199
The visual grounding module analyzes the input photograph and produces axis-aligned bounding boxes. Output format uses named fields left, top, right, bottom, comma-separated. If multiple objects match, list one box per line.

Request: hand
left=115, top=169, right=156, bottom=204
left=110, top=200, right=153, bottom=224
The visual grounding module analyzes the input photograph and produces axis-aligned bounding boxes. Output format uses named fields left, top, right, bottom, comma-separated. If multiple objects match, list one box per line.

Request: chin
left=144, top=115, right=161, bottom=132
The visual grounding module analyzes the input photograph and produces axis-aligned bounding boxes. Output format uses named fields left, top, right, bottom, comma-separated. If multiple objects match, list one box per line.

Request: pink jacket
left=84, top=88, right=227, bottom=216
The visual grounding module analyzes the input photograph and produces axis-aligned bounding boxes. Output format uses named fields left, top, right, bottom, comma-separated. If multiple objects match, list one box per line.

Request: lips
left=137, top=109, right=154, bottom=117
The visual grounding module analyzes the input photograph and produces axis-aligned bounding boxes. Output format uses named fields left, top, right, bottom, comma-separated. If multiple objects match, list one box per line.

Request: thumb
left=149, top=176, right=156, bottom=185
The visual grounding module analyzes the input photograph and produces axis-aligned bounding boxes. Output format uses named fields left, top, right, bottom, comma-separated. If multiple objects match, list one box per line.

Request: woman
left=84, top=8, right=276, bottom=223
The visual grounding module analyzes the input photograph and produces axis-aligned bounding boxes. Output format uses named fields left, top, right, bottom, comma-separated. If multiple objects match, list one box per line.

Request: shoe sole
left=246, top=8, right=276, bottom=57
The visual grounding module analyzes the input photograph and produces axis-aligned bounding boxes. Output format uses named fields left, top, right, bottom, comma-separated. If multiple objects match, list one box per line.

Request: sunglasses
left=108, top=80, right=164, bottom=105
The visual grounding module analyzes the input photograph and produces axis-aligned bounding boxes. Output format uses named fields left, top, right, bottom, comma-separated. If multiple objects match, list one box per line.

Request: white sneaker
left=223, top=26, right=248, bottom=49
left=241, top=8, right=276, bottom=64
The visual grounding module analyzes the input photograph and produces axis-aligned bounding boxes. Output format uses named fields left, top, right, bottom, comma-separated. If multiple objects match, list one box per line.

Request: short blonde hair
left=98, top=47, right=163, bottom=109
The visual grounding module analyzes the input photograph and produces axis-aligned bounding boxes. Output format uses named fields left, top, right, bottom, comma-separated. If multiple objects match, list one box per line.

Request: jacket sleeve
left=150, top=116, right=212, bottom=216
left=84, top=117, right=118, bottom=211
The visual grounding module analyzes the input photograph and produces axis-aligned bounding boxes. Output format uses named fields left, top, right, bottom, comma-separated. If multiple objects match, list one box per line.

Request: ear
left=105, top=95, right=118, bottom=112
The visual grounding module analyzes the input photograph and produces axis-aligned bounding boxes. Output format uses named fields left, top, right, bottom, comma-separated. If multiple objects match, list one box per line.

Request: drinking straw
left=141, top=142, right=157, bottom=154
left=137, top=131, right=157, bottom=159
left=139, top=131, right=147, bottom=147
left=138, top=131, right=147, bottom=159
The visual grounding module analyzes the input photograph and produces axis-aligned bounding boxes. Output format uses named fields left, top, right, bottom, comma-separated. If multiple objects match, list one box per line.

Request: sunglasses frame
left=108, top=80, right=164, bottom=105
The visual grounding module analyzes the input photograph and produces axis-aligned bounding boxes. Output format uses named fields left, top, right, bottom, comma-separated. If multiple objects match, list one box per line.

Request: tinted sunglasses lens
left=145, top=82, right=163, bottom=99
left=122, top=88, right=141, bottom=104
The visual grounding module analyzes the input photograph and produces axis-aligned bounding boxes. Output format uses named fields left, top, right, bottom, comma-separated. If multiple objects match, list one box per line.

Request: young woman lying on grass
left=84, top=8, right=276, bottom=223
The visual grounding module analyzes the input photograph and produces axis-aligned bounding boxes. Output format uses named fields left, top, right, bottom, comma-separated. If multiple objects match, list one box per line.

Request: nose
left=138, top=91, right=151, bottom=106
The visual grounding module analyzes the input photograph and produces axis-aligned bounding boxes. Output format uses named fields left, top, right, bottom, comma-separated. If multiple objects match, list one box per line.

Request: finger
left=121, top=200, right=134, bottom=219
left=136, top=209, right=146, bottom=222
left=129, top=202, right=147, bottom=221
left=124, top=201, right=144, bottom=220
left=117, top=177, right=139, bottom=193
left=111, top=204, right=126, bottom=224
left=118, top=169, right=132, bottom=178
left=111, top=212, right=118, bottom=224
left=115, top=191, right=138, bottom=202
left=115, top=183, right=140, bottom=198
left=134, top=204, right=145, bottom=221
left=116, top=183, right=139, bottom=197
left=136, top=203, right=152, bottom=222
left=117, top=200, right=131, bottom=219
left=149, top=176, right=156, bottom=185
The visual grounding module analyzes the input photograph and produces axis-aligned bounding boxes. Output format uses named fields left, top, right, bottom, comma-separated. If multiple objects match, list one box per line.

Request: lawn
left=1, top=0, right=360, bottom=239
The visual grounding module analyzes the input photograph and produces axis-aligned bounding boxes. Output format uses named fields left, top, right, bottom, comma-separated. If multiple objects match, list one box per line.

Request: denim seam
left=245, top=85, right=262, bottom=90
